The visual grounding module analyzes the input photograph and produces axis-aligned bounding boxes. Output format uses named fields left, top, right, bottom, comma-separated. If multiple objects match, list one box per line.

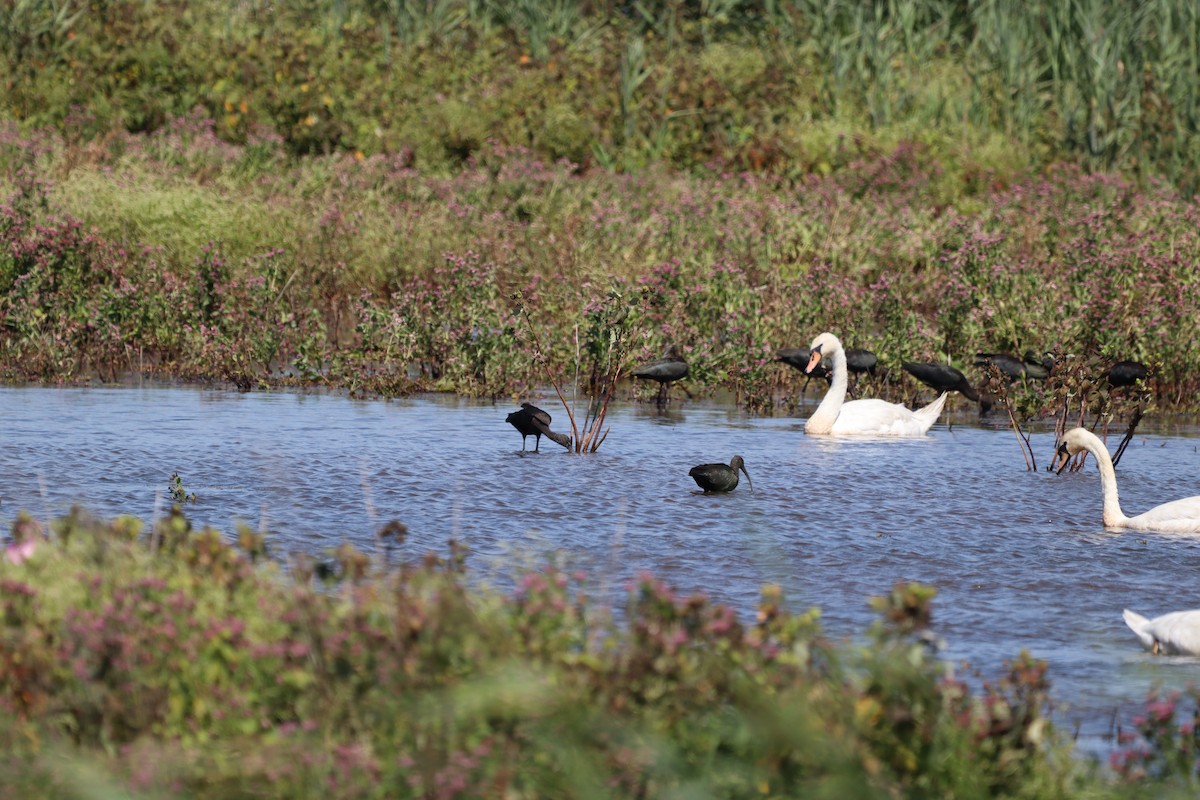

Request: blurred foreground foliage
left=0, top=506, right=1194, bottom=798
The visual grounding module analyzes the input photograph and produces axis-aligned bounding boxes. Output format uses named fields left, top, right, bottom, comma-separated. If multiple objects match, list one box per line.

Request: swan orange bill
left=804, top=347, right=823, bottom=374
left=1053, top=440, right=1072, bottom=474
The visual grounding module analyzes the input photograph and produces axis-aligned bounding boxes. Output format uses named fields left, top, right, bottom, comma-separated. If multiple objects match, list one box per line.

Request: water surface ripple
left=3, top=385, right=1200, bottom=750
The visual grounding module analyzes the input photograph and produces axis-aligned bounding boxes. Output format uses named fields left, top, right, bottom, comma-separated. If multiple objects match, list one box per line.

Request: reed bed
left=3, top=1, right=1200, bottom=187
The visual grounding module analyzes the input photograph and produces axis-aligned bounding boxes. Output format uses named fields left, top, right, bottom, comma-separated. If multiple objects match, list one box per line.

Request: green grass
left=5, top=0, right=1200, bottom=188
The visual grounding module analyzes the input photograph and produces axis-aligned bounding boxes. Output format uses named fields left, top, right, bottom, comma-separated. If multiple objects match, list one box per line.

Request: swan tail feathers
left=1123, top=609, right=1156, bottom=649
left=914, top=392, right=949, bottom=427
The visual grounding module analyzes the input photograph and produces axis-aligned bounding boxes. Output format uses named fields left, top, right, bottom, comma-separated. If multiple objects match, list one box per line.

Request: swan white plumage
left=1123, top=608, right=1200, bottom=655
left=803, top=332, right=947, bottom=436
left=1053, top=427, right=1200, bottom=533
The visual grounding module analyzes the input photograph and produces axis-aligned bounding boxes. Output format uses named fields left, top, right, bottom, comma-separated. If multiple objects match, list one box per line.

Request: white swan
left=803, top=332, right=947, bottom=436
left=1053, top=427, right=1200, bottom=533
left=1123, top=608, right=1200, bottom=655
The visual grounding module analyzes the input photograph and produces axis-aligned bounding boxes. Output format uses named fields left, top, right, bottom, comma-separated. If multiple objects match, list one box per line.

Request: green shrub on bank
left=2, top=119, right=1199, bottom=408
left=3, top=0, right=1200, bottom=188
left=0, top=506, right=1181, bottom=797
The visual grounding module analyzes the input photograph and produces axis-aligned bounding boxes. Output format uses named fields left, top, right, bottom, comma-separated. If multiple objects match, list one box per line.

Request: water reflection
left=1, top=384, right=1199, bottom=751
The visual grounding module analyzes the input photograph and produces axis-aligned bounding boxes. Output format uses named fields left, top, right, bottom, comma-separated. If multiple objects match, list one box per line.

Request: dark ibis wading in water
left=689, top=455, right=752, bottom=494
left=506, top=403, right=572, bottom=451
left=902, top=361, right=992, bottom=414
left=632, top=346, right=690, bottom=406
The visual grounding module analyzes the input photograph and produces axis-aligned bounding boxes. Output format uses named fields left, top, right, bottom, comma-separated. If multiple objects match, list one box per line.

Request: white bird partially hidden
left=1053, top=427, right=1200, bottom=533
left=803, top=332, right=947, bottom=437
left=1123, top=608, right=1200, bottom=656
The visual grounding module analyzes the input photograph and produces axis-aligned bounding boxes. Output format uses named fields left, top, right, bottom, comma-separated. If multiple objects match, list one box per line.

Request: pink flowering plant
left=1, top=507, right=1165, bottom=798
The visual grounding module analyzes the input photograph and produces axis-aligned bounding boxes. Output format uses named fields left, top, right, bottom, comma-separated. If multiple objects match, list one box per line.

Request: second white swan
left=1123, top=608, right=1200, bottom=655
left=803, top=332, right=947, bottom=436
left=1053, top=427, right=1200, bottom=533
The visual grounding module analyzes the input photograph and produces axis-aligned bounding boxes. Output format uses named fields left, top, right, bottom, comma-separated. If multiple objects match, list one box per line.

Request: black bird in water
left=1104, top=360, right=1149, bottom=388
left=902, top=361, right=992, bottom=414
left=844, top=348, right=878, bottom=375
left=506, top=403, right=572, bottom=451
left=689, top=455, right=752, bottom=494
left=777, top=346, right=876, bottom=396
left=632, top=346, right=690, bottom=405
left=776, top=347, right=830, bottom=384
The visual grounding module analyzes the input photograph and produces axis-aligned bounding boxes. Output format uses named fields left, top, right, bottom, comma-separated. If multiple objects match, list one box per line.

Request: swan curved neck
left=806, top=347, right=848, bottom=434
left=1086, top=437, right=1129, bottom=526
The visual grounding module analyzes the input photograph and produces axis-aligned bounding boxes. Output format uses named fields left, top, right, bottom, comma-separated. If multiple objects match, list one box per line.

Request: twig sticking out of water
left=981, top=365, right=1036, bottom=471
left=1110, top=406, right=1144, bottom=469
left=516, top=290, right=633, bottom=454
left=1047, top=352, right=1154, bottom=472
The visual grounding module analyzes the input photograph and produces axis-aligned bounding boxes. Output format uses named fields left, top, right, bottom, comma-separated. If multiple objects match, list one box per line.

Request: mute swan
left=506, top=403, right=571, bottom=451
left=1053, top=427, right=1200, bottom=533
left=804, top=332, right=947, bottom=436
left=1123, top=608, right=1200, bottom=655
left=689, top=455, right=752, bottom=493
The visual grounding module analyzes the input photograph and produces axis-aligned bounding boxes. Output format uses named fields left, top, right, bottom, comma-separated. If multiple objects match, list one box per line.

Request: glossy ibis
left=804, top=333, right=946, bottom=436
left=975, top=351, right=1051, bottom=381
left=506, top=403, right=571, bottom=451
left=777, top=347, right=831, bottom=393
left=974, top=352, right=1028, bottom=380
left=689, top=455, right=752, bottom=493
left=1103, top=360, right=1149, bottom=388
left=1023, top=350, right=1056, bottom=380
left=632, top=346, right=689, bottom=405
left=844, top=348, right=878, bottom=375
left=902, top=361, right=992, bottom=414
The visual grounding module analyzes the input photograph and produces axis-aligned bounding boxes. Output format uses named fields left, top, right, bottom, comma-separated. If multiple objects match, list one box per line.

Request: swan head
left=805, top=332, right=842, bottom=375
left=1053, top=427, right=1090, bottom=474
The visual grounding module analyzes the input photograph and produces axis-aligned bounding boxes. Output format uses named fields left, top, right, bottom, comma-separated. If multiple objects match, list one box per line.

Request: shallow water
left=3, top=384, right=1200, bottom=751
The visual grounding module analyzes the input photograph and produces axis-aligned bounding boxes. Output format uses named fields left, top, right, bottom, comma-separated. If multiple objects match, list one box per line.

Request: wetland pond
left=3, top=384, right=1199, bottom=752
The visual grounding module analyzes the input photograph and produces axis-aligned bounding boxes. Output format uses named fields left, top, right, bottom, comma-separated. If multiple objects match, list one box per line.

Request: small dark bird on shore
left=689, top=455, right=752, bottom=494
left=506, top=403, right=571, bottom=451
left=902, top=361, right=992, bottom=414
left=1104, top=360, right=1149, bottom=388
left=632, top=345, right=690, bottom=405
